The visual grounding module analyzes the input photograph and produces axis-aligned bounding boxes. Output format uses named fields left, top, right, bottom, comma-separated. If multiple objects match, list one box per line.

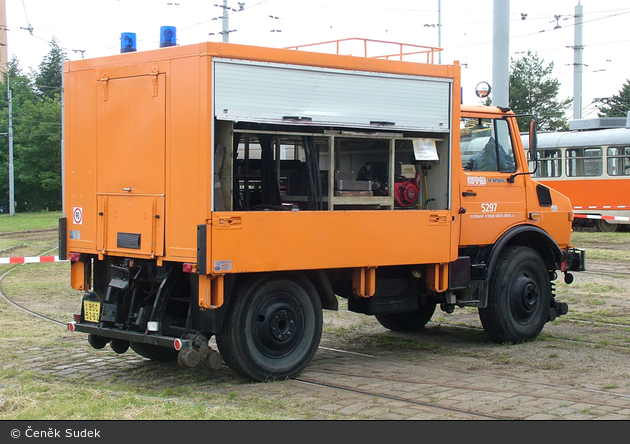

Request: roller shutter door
left=213, top=58, right=451, bottom=132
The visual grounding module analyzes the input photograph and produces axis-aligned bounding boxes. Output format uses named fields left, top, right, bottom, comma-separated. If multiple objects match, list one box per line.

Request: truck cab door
left=458, top=116, right=527, bottom=245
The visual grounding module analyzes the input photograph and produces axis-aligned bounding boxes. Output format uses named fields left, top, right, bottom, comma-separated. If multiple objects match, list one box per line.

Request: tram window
left=566, top=147, right=602, bottom=177
left=533, top=149, right=562, bottom=178
left=607, top=146, right=630, bottom=176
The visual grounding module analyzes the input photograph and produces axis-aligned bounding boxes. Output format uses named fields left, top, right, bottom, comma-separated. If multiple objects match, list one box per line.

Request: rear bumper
left=68, top=322, right=190, bottom=349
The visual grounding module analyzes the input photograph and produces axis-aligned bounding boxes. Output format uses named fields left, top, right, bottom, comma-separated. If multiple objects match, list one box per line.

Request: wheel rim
left=597, top=219, right=618, bottom=233
left=510, top=271, right=540, bottom=324
left=251, top=290, right=305, bottom=358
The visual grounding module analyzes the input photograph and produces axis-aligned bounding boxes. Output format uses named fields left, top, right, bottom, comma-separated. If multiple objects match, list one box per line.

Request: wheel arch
left=488, top=225, right=564, bottom=280
left=467, top=225, right=563, bottom=308
left=216, top=270, right=337, bottom=332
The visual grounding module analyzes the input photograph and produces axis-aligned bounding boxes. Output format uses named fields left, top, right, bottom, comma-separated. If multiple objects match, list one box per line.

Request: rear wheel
left=479, top=246, right=551, bottom=343
left=216, top=274, right=323, bottom=382
left=130, top=342, right=179, bottom=362
left=375, top=303, right=436, bottom=331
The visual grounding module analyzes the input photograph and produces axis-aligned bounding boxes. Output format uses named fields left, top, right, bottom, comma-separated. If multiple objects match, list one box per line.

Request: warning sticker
left=213, top=260, right=232, bottom=272
left=73, top=207, right=83, bottom=225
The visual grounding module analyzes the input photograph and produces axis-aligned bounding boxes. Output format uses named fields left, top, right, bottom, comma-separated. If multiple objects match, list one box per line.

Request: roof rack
left=285, top=38, right=442, bottom=64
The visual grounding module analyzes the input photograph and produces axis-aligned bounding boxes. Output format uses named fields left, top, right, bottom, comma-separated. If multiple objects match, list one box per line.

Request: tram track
left=3, top=259, right=630, bottom=362
left=294, top=374, right=506, bottom=420
left=0, top=245, right=65, bottom=326
left=297, top=364, right=630, bottom=415
left=4, top=268, right=630, bottom=419
left=2, top=232, right=630, bottom=419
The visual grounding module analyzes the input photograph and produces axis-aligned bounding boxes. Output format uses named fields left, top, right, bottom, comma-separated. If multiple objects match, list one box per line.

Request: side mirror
left=528, top=119, right=537, bottom=162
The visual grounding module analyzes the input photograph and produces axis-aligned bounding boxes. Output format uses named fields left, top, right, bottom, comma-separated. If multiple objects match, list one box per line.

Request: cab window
left=461, top=118, right=516, bottom=173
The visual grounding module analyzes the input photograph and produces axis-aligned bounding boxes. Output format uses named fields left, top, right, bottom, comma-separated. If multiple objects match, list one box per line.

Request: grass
left=571, top=231, right=630, bottom=245
left=0, top=371, right=308, bottom=420
left=0, top=296, right=342, bottom=420
left=2, top=217, right=630, bottom=419
left=0, top=211, right=62, bottom=233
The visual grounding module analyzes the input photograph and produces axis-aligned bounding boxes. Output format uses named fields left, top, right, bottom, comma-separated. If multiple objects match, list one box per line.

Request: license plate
left=83, top=300, right=101, bottom=322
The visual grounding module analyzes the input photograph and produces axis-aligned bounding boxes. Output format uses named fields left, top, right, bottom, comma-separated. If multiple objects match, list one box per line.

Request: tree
left=14, top=94, right=62, bottom=211
left=0, top=39, right=65, bottom=213
left=0, top=58, right=38, bottom=212
left=15, top=40, right=65, bottom=211
left=34, top=37, right=64, bottom=102
left=509, top=50, right=572, bottom=132
left=598, top=80, right=630, bottom=117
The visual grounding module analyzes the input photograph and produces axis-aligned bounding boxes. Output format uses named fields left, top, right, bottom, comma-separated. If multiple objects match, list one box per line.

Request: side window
left=566, top=147, right=602, bottom=177
left=460, top=118, right=516, bottom=172
left=534, top=149, right=562, bottom=178
left=607, top=146, right=630, bottom=176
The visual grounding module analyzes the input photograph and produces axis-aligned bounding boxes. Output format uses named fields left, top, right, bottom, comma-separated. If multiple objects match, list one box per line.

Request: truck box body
left=64, top=42, right=458, bottom=271
left=63, top=39, right=584, bottom=381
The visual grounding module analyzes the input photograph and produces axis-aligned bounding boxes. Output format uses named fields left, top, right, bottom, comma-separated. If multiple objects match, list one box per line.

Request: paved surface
left=4, top=332, right=630, bottom=420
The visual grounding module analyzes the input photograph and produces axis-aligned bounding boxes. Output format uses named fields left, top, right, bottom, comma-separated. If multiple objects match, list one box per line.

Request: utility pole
left=573, top=2, right=584, bottom=120
left=492, top=0, right=510, bottom=108
left=7, top=71, right=13, bottom=215
left=0, top=0, right=8, bottom=72
left=0, top=0, right=11, bottom=214
left=438, top=0, right=442, bottom=64
left=222, top=0, right=229, bottom=42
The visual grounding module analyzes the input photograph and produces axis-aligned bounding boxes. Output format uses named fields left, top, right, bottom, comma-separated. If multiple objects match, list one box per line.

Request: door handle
left=462, top=191, right=477, bottom=197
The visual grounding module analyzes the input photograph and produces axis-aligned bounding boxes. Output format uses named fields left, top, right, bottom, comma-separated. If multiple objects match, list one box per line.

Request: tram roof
left=522, top=127, right=630, bottom=150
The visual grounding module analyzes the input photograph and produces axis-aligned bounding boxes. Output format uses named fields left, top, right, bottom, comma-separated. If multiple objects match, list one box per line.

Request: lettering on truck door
left=459, top=117, right=527, bottom=245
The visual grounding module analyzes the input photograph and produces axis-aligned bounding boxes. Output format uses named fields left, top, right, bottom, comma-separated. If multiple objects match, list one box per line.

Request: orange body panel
left=64, top=41, right=462, bottom=268
left=209, top=210, right=453, bottom=274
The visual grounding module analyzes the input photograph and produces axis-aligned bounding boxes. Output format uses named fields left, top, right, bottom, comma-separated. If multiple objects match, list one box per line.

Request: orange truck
left=61, top=38, right=585, bottom=381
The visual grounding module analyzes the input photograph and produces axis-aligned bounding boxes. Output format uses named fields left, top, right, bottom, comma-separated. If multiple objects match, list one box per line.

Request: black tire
left=479, top=246, right=551, bottom=343
left=87, top=334, right=108, bottom=350
left=216, top=274, right=323, bottom=382
left=129, top=342, right=179, bottom=362
left=374, top=303, right=437, bottom=331
left=110, top=339, right=130, bottom=354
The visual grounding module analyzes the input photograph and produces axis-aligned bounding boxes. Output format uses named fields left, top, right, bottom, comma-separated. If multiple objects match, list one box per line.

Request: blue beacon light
left=120, top=32, right=137, bottom=53
left=160, top=26, right=177, bottom=48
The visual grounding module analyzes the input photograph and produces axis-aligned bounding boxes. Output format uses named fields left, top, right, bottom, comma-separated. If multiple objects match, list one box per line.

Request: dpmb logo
left=73, top=207, right=83, bottom=225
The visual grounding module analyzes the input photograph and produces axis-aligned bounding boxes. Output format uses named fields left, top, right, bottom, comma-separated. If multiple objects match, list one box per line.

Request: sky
left=5, top=0, right=630, bottom=120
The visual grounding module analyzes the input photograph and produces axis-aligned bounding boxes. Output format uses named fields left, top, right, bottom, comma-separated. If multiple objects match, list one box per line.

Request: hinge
left=150, top=69, right=159, bottom=97
left=100, top=74, right=109, bottom=101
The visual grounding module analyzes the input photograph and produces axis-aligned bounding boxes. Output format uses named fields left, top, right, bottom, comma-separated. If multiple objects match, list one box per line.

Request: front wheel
left=216, top=273, right=323, bottom=382
left=479, top=246, right=551, bottom=343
